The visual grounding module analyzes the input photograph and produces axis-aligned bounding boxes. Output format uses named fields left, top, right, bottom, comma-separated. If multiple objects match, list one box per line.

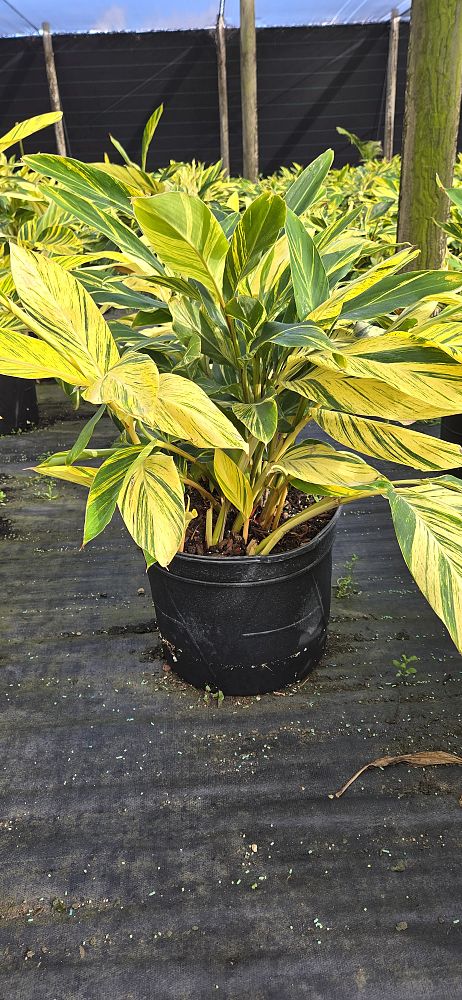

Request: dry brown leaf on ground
left=330, top=751, right=462, bottom=799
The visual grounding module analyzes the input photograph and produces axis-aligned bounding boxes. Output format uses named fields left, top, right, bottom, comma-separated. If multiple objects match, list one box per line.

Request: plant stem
left=205, top=506, right=214, bottom=549
left=182, top=478, right=220, bottom=508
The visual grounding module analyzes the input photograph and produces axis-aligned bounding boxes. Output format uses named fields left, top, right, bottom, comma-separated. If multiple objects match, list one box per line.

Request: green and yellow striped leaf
left=273, top=441, right=385, bottom=495
left=284, top=371, right=454, bottom=421
left=118, top=450, right=185, bottom=567
left=33, top=463, right=96, bottom=488
left=308, top=248, right=419, bottom=323
left=0, top=327, right=83, bottom=383
left=84, top=352, right=160, bottom=424
left=231, top=398, right=278, bottom=444
left=10, top=244, right=119, bottom=382
left=25, top=153, right=133, bottom=213
left=214, top=450, right=253, bottom=518
left=406, top=320, right=462, bottom=362
left=387, top=479, right=462, bottom=652
left=0, top=112, right=62, bottom=154
left=152, top=373, right=248, bottom=450
left=83, top=447, right=142, bottom=544
left=134, top=192, right=229, bottom=301
left=309, top=337, right=462, bottom=414
left=224, top=192, right=286, bottom=296
left=141, top=104, right=163, bottom=171
left=315, top=409, right=462, bottom=471
left=42, top=184, right=163, bottom=275
left=286, top=208, right=329, bottom=319
left=340, top=270, right=462, bottom=322
left=66, top=405, right=106, bottom=465
left=284, top=150, right=334, bottom=216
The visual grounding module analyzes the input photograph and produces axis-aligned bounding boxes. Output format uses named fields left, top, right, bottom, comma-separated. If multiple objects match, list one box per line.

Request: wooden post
left=41, top=21, right=67, bottom=156
left=383, top=8, right=400, bottom=160
left=240, top=0, right=258, bottom=182
left=216, top=7, right=230, bottom=176
left=397, top=0, right=462, bottom=269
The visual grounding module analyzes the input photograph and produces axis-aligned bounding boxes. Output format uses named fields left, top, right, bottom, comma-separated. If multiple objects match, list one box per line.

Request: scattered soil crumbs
left=183, top=486, right=334, bottom=557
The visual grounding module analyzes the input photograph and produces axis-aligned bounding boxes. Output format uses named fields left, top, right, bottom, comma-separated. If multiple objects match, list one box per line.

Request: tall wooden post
left=383, top=8, right=400, bottom=160
left=240, top=0, right=258, bottom=182
left=41, top=22, right=67, bottom=156
left=216, top=6, right=230, bottom=176
left=397, top=0, right=462, bottom=269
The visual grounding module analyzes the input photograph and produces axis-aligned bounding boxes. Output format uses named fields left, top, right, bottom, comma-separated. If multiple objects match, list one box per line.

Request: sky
left=0, top=0, right=410, bottom=36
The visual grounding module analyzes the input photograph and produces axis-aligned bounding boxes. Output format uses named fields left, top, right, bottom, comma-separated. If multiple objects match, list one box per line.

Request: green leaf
left=151, top=373, right=248, bottom=450
left=0, top=112, right=62, bottom=154
left=251, top=320, right=332, bottom=354
left=231, top=399, right=278, bottom=444
left=66, top=405, right=106, bottom=465
left=118, top=450, right=185, bottom=567
left=0, top=326, right=83, bottom=383
left=24, top=154, right=133, bottom=214
left=341, top=271, right=462, bottom=321
left=214, top=450, right=253, bottom=518
left=141, top=104, right=163, bottom=171
left=387, top=479, right=462, bottom=652
left=34, top=463, right=96, bottom=488
left=315, top=409, right=462, bottom=472
left=224, top=192, right=286, bottom=296
left=285, top=150, right=334, bottom=216
left=84, top=352, right=160, bottom=424
left=286, top=208, right=329, bottom=319
left=273, top=441, right=386, bottom=496
left=83, top=447, right=143, bottom=544
left=134, top=192, right=229, bottom=301
left=42, top=184, right=163, bottom=275
left=10, top=244, right=119, bottom=382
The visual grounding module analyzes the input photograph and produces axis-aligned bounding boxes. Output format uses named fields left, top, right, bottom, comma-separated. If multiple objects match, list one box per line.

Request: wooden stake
left=41, top=22, right=67, bottom=156
left=397, top=0, right=462, bottom=269
left=240, top=0, right=258, bottom=182
left=216, top=9, right=230, bottom=176
left=383, top=8, right=400, bottom=160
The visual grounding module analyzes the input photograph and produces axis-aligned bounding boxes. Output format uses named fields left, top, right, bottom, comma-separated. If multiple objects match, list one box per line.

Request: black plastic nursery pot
left=0, top=376, right=38, bottom=434
left=148, top=508, right=340, bottom=696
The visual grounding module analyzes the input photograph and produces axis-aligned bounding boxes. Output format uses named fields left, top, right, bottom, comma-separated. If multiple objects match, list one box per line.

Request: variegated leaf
left=231, top=399, right=278, bottom=444
left=10, top=245, right=119, bottom=382
left=214, top=450, right=253, bottom=518
left=118, top=451, right=185, bottom=567
left=273, top=441, right=386, bottom=495
left=316, top=409, right=462, bottom=471
left=134, top=192, right=229, bottom=301
left=388, top=479, right=462, bottom=652
left=0, top=112, right=62, bottom=154
left=0, top=327, right=84, bottom=383
left=284, top=371, right=453, bottom=421
left=84, top=352, right=160, bottom=424
left=83, top=447, right=142, bottom=544
left=152, top=373, right=247, bottom=450
left=224, top=192, right=286, bottom=296
left=33, top=463, right=96, bottom=488
left=286, top=208, right=329, bottom=319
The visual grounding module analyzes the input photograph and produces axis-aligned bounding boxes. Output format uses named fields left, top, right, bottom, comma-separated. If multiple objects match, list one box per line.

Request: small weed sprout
left=203, top=685, right=225, bottom=706
left=35, top=481, right=60, bottom=501
left=0, top=490, right=6, bottom=505
left=336, top=553, right=359, bottom=598
left=393, top=653, right=419, bottom=683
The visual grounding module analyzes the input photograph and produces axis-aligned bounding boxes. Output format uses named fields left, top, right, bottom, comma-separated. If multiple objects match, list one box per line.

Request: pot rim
left=167, top=503, right=341, bottom=568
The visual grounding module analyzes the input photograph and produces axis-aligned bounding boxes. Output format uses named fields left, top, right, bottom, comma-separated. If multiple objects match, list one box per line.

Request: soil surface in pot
left=183, top=486, right=334, bottom=556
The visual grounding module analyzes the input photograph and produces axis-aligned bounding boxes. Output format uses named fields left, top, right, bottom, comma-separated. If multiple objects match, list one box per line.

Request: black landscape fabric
left=0, top=384, right=461, bottom=998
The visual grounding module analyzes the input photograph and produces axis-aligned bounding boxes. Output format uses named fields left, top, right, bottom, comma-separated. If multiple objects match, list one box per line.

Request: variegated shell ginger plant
left=3, top=152, right=462, bottom=654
